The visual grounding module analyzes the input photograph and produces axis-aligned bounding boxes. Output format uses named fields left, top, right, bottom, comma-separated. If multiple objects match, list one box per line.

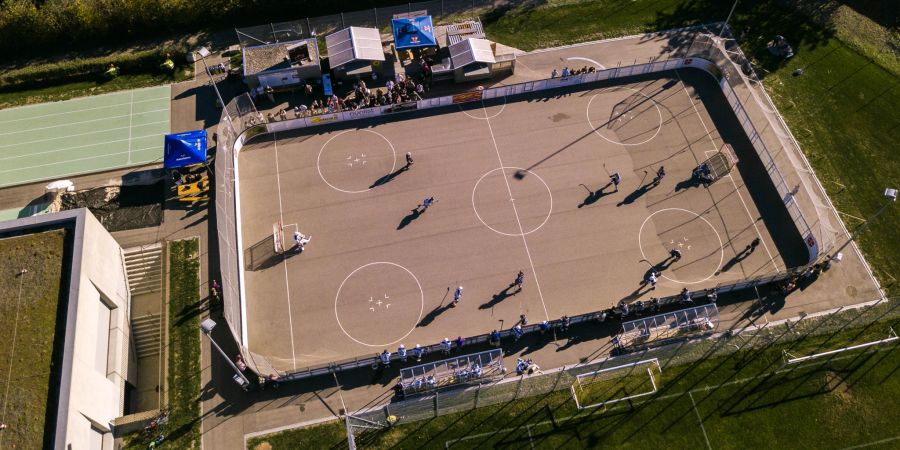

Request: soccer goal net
left=571, top=359, right=662, bottom=410
left=700, top=143, right=739, bottom=182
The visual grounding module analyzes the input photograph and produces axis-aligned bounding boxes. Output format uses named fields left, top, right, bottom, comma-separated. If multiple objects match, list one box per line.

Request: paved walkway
left=197, top=30, right=882, bottom=450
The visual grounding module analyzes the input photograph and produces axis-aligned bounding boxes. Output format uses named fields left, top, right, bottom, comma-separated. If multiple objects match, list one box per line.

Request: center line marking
left=675, top=71, right=780, bottom=273
left=273, top=133, right=298, bottom=369
left=689, top=391, right=713, bottom=450
left=481, top=100, right=551, bottom=322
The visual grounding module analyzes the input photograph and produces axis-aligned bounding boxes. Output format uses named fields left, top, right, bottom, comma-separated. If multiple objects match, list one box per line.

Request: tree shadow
left=651, top=0, right=837, bottom=79
left=397, top=207, right=423, bottom=230
left=370, top=165, right=409, bottom=188
left=480, top=286, right=517, bottom=310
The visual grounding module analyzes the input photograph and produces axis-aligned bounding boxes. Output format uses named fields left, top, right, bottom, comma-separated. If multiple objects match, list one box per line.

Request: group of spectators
left=551, top=65, right=597, bottom=78
left=259, top=72, right=428, bottom=123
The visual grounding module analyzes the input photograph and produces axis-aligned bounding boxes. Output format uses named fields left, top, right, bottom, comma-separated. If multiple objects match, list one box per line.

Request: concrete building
left=0, top=209, right=131, bottom=450
left=242, top=38, right=321, bottom=90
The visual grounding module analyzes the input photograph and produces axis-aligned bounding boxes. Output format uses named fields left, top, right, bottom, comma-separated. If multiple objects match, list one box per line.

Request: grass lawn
left=0, top=230, right=67, bottom=449
left=485, top=0, right=899, bottom=294
left=247, top=313, right=900, bottom=449
left=126, top=238, right=201, bottom=449
left=0, top=67, right=192, bottom=109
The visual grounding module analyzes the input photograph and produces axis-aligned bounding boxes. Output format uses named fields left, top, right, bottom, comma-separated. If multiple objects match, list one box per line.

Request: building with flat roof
left=242, top=38, right=321, bottom=89
left=0, top=209, right=131, bottom=450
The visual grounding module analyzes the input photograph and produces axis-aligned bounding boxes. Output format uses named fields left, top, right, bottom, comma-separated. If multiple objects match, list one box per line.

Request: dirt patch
left=824, top=371, right=853, bottom=403
left=251, top=443, right=272, bottom=450
left=61, top=182, right=164, bottom=232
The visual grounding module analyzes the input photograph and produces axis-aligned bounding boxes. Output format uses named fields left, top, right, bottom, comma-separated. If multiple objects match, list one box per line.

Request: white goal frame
left=571, top=358, right=662, bottom=410
left=783, top=327, right=898, bottom=364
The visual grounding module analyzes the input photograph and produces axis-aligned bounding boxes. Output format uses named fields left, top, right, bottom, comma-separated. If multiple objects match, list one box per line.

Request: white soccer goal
left=272, top=221, right=285, bottom=254
left=783, top=327, right=898, bottom=364
left=571, top=358, right=662, bottom=410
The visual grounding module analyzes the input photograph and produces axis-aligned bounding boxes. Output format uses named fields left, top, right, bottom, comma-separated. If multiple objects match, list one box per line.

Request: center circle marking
left=459, top=95, right=507, bottom=120
left=334, top=262, right=424, bottom=347
left=317, top=129, right=397, bottom=194
left=472, top=167, right=553, bottom=236
left=586, top=87, right=663, bottom=146
left=638, top=208, right=724, bottom=284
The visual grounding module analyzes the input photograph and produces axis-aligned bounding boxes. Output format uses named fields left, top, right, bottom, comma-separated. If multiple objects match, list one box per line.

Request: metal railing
left=216, top=24, right=834, bottom=380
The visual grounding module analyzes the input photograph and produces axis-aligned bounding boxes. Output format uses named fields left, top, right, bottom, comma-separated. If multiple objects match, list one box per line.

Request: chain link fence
left=348, top=297, right=898, bottom=427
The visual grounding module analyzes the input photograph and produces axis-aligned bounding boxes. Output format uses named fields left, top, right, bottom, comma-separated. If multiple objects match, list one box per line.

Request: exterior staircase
left=124, top=243, right=163, bottom=295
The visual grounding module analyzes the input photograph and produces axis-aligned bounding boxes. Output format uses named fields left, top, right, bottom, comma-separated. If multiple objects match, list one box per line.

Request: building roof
left=242, top=38, right=319, bottom=76
left=0, top=227, right=67, bottom=448
left=325, top=27, right=385, bottom=68
left=449, top=38, right=496, bottom=69
left=446, top=21, right=485, bottom=46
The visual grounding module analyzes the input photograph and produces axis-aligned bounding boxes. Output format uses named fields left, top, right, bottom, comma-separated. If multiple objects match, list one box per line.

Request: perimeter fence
left=684, top=26, right=845, bottom=262
left=215, top=22, right=877, bottom=377
left=347, top=297, right=899, bottom=426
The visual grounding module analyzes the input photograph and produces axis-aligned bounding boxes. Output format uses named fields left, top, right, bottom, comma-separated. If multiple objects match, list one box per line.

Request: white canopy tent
left=449, top=37, right=496, bottom=69
left=325, top=27, right=385, bottom=68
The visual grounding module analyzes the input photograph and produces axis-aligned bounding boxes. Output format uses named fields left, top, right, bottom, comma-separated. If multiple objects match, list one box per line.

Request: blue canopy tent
left=164, top=130, right=208, bottom=169
left=391, top=16, right=436, bottom=49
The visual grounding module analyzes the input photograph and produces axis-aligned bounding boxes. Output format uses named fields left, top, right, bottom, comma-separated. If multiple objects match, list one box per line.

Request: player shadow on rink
left=577, top=183, right=613, bottom=208
left=245, top=234, right=299, bottom=271
left=417, top=302, right=454, bottom=327
left=617, top=180, right=658, bottom=206
left=675, top=175, right=707, bottom=191
left=479, top=285, right=518, bottom=310
left=397, top=207, right=424, bottom=230
left=369, top=165, right=410, bottom=188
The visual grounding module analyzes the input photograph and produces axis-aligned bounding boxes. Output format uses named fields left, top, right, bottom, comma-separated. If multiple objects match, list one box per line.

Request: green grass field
left=248, top=315, right=900, bottom=449
left=125, top=238, right=201, bottom=449
left=0, top=230, right=66, bottom=449
left=573, top=362, right=660, bottom=409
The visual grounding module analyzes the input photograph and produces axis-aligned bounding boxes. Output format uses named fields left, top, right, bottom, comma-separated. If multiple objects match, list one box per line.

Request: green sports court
left=0, top=85, right=171, bottom=188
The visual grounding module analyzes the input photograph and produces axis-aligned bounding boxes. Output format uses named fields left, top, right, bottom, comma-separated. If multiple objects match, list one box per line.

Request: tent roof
left=449, top=38, right=495, bottom=68
left=164, top=130, right=207, bottom=169
left=392, top=16, right=437, bottom=49
left=325, top=27, right=385, bottom=68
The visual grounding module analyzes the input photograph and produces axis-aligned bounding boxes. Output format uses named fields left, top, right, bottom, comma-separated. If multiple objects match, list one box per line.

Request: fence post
left=515, top=376, right=523, bottom=399
left=433, top=393, right=439, bottom=418
left=550, top=366, right=565, bottom=392
left=341, top=12, right=345, bottom=29
left=384, top=403, right=391, bottom=421
left=408, top=2, right=412, bottom=15
left=306, top=18, right=312, bottom=36
left=374, top=8, right=378, bottom=29
left=474, top=385, right=481, bottom=409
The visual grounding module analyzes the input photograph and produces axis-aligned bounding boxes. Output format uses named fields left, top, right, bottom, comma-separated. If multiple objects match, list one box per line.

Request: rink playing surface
left=237, top=69, right=808, bottom=371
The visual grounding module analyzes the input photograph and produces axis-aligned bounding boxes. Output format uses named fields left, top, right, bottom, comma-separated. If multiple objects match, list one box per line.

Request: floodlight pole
left=201, top=318, right=251, bottom=387
left=719, top=0, right=739, bottom=38
left=195, top=48, right=228, bottom=112
left=828, top=188, right=897, bottom=262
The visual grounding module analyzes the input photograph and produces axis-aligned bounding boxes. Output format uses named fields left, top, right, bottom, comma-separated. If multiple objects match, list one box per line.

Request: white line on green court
left=0, top=97, right=169, bottom=125
left=0, top=85, right=170, bottom=188
left=128, top=91, right=134, bottom=164
left=689, top=391, right=712, bottom=450
left=0, top=111, right=162, bottom=137
left=0, top=120, right=168, bottom=150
